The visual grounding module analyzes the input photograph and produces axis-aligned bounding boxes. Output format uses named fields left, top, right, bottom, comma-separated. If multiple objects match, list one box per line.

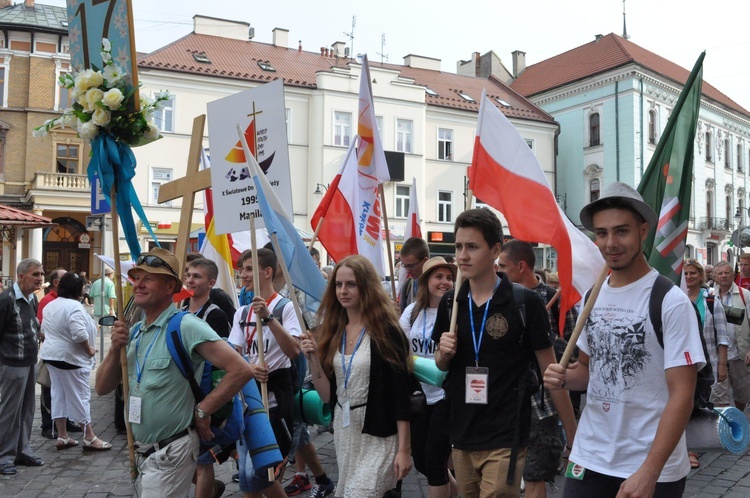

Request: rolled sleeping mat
left=413, top=356, right=447, bottom=388
left=294, top=386, right=332, bottom=426
left=686, top=407, right=750, bottom=454
left=241, top=380, right=283, bottom=472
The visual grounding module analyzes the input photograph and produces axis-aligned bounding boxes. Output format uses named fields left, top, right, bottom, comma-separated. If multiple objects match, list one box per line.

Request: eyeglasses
left=136, top=254, right=178, bottom=277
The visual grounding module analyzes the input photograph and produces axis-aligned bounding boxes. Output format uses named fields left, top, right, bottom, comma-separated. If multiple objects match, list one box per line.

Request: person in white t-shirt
left=545, top=182, right=705, bottom=498
left=228, top=248, right=301, bottom=498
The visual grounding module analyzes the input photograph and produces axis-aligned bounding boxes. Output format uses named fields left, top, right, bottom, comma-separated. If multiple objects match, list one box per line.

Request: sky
left=46, top=0, right=750, bottom=111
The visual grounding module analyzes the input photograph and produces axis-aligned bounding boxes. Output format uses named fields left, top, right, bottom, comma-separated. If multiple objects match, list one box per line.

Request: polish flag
left=468, top=92, right=604, bottom=332
left=405, top=177, right=422, bottom=240
left=311, top=56, right=390, bottom=275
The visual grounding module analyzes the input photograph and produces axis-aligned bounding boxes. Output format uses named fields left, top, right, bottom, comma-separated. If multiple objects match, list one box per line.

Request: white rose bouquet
left=33, top=38, right=170, bottom=147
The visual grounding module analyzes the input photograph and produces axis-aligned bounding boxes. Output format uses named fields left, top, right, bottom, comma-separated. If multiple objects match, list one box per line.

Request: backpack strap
left=507, top=282, right=531, bottom=485
left=272, top=297, right=291, bottom=327
left=649, top=275, right=675, bottom=349
left=164, top=311, right=205, bottom=403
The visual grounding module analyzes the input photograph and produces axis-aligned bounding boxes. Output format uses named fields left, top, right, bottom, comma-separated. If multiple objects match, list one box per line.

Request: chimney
left=298, top=40, right=302, bottom=53
left=331, top=41, right=346, bottom=58
left=320, top=47, right=325, bottom=56
left=0, top=0, right=12, bottom=7
left=474, top=51, right=480, bottom=77
left=272, top=27, right=288, bottom=48
left=512, top=50, right=526, bottom=77
left=24, top=0, right=34, bottom=7
left=595, top=34, right=604, bottom=41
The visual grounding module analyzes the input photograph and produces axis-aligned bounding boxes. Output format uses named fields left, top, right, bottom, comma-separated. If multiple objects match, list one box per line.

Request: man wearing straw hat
left=96, top=247, right=254, bottom=498
left=545, top=182, right=705, bottom=497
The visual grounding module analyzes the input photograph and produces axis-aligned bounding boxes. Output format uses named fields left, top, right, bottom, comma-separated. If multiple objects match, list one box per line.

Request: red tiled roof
left=138, top=33, right=555, bottom=124
left=0, top=204, right=54, bottom=226
left=511, top=33, right=750, bottom=120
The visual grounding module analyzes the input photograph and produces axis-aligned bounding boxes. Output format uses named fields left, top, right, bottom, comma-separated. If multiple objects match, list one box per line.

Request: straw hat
left=419, top=256, right=458, bottom=283
left=127, top=247, right=182, bottom=291
left=579, top=181, right=657, bottom=231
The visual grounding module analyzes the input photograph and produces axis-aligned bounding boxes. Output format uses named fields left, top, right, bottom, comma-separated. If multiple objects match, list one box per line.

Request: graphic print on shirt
left=586, top=306, right=651, bottom=401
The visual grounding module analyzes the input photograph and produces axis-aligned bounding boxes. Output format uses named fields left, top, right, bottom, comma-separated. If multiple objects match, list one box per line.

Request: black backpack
left=585, top=275, right=714, bottom=410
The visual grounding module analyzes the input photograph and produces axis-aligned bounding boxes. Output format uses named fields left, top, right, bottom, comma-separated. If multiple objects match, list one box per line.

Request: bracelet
left=565, top=445, right=572, bottom=451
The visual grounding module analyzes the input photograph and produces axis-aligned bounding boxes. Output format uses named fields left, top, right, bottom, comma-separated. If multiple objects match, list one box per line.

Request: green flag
left=638, top=52, right=705, bottom=284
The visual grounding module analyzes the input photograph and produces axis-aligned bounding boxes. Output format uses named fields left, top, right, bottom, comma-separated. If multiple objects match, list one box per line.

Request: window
left=590, top=179, right=601, bottom=202
left=738, top=144, right=743, bottom=173
left=58, top=72, right=72, bottom=110
left=396, top=118, right=413, bottom=153
left=438, top=191, right=453, bottom=223
left=726, top=194, right=732, bottom=222
left=151, top=167, right=173, bottom=206
left=458, top=92, right=475, bottom=103
left=725, top=139, right=731, bottom=169
left=56, top=144, right=79, bottom=173
left=438, top=128, right=453, bottom=160
left=525, top=138, right=535, bottom=152
left=589, top=113, right=600, bottom=147
left=333, top=111, right=351, bottom=147
left=0, top=67, right=6, bottom=107
left=285, top=108, right=291, bottom=142
left=395, top=185, right=410, bottom=218
left=258, top=61, right=276, bottom=72
left=425, top=88, right=438, bottom=97
left=648, top=109, right=657, bottom=144
left=375, top=116, right=383, bottom=141
left=706, top=133, right=712, bottom=162
left=192, top=52, right=211, bottom=64
left=706, top=191, right=713, bottom=219
left=154, top=95, right=174, bottom=133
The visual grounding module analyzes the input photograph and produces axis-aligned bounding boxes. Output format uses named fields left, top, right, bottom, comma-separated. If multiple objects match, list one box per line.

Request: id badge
left=129, top=396, right=142, bottom=424
left=465, top=367, right=489, bottom=404
left=341, top=397, right=350, bottom=428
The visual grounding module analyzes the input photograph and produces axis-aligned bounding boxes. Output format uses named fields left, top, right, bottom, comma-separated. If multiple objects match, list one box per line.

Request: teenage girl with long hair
left=301, top=255, right=413, bottom=497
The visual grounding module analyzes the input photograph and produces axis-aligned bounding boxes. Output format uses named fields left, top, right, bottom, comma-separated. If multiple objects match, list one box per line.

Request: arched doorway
left=43, top=217, right=90, bottom=274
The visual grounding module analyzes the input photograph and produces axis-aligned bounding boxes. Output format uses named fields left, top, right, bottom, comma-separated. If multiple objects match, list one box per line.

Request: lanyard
left=422, top=309, right=428, bottom=344
left=468, top=278, right=500, bottom=367
left=135, top=327, right=161, bottom=384
left=341, top=326, right=366, bottom=390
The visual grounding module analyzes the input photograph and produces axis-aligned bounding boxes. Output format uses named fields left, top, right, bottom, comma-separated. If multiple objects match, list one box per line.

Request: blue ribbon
left=88, top=133, right=160, bottom=260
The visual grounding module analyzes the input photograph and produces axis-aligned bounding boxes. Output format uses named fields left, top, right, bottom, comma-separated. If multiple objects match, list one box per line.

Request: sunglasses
left=136, top=254, right=178, bottom=277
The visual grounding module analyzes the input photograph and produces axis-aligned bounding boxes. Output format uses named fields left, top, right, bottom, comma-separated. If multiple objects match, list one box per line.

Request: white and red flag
left=311, top=55, right=390, bottom=275
left=468, top=92, right=604, bottom=332
left=405, top=177, right=422, bottom=240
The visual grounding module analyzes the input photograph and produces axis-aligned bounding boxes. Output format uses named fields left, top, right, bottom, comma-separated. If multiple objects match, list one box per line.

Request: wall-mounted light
left=314, top=183, right=328, bottom=195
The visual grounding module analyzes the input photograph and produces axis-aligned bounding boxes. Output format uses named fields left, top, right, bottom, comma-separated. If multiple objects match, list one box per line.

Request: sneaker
left=232, top=472, right=239, bottom=483
left=309, top=480, right=335, bottom=498
left=284, top=474, right=311, bottom=496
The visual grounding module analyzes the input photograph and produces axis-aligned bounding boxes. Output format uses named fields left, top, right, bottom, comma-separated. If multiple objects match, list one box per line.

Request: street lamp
left=735, top=207, right=743, bottom=228
left=313, top=183, right=328, bottom=195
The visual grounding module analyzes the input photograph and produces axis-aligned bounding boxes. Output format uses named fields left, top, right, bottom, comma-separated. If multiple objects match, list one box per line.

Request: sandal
left=56, top=437, right=78, bottom=450
left=689, top=452, right=700, bottom=469
left=0, top=463, right=16, bottom=475
left=82, top=436, right=112, bottom=451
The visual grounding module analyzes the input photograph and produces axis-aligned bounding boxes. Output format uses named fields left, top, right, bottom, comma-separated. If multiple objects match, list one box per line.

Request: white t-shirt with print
left=228, top=294, right=301, bottom=407
left=572, top=269, right=706, bottom=482
left=400, top=303, right=444, bottom=405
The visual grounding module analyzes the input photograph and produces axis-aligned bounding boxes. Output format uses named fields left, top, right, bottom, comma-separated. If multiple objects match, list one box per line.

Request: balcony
left=698, top=217, right=731, bottom=232
left=31, top=172, right=90, bottom=191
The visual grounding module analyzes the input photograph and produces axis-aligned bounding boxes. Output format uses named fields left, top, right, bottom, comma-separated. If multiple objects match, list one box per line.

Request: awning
left=0, top=204, right=56, bottom=247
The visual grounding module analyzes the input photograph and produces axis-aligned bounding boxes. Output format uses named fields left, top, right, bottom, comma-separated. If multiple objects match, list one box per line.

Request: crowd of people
left=1, top=181, right=748, bottom=497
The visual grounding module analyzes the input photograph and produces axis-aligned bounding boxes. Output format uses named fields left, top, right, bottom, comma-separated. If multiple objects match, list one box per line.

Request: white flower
left=61, top=113, right=77, bottom=128
left=77, top=93, right=92, bottom=112
left=102, top=64, right=124, bottom=87
left=70, top=87, right=81, bottom=102
left=91, top=108, right=111, bottom=127
left=32, top=127, right=48, bottom=138
left=101, top=51, right=112, bottom=64
left=74, top=69, right=103, bottom=92
left=101, top=88, right=124, bottom=110
left=144, top=122, right=160, bottom=141
left=85, top=87, right=104, bottom=106
left=102, top=38, right=111, bottom=52
left=77, top=120, right=98, bottom=142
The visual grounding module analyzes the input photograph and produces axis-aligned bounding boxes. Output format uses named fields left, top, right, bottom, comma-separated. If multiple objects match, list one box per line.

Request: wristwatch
left=261, top=313, right=276, bottom=325
left=195, top=404, right=208, bottom=420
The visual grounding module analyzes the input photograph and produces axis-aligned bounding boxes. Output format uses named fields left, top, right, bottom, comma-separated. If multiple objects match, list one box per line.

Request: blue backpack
left=132, top=311, right=244, bottom=447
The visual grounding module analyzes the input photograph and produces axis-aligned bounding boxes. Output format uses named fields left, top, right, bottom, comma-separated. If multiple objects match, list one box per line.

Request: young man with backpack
left=183, top=257, right=232, bottom=498
left=545, top=182, right=705, bottom=498
left=497, top=240, right=578, bottom=498
left=432, top=208, right=558, bottom=497
left=95, top=248, right=253, bottom=498
left=228, top=248, right=301, bottom=498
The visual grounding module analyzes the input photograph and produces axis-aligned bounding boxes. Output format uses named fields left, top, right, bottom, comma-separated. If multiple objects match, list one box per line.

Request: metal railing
left=698, top=217, right=730, bottom=231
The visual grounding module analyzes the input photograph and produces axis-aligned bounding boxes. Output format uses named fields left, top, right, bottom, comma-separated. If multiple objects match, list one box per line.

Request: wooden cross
left=157, top=114, right=211, bottom=273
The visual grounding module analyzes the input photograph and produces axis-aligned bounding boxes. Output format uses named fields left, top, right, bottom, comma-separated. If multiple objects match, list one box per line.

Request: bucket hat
left=127, top=247, right=182, bottom=291
left=579, top=181, right=657, bottom=231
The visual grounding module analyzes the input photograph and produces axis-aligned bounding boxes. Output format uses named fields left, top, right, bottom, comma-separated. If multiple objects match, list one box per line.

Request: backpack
left=584, top=275, right=714, bottom=411
left=239, top=297, right=306, bottom=393
left=131, top=312, right=244, bottom=447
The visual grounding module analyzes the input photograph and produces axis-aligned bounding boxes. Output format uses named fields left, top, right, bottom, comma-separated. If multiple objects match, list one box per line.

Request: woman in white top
left=399, top=257, right=457, bottom=498
left=40, top=272, right=111, bottom=451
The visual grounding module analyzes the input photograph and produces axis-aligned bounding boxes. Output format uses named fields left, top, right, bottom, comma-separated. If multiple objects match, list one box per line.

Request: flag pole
left=307, top=218, right=323, bottom=252
left=559, top=264, right=608, bottom=368
left=546, top=288, right=562, bottom=311
left=109, top=185, right=137, bottom=480
left=379, top=184, right=397, bottom=300
left=249, top=215, right=270, bottom=412
left=448, top=189, right=476, bottom=336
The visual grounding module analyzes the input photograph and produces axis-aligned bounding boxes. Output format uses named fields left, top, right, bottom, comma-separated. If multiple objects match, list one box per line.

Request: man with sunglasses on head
left=398, top=237, right=430, bottom=313
left=96, top=247, right=253, bottom=498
